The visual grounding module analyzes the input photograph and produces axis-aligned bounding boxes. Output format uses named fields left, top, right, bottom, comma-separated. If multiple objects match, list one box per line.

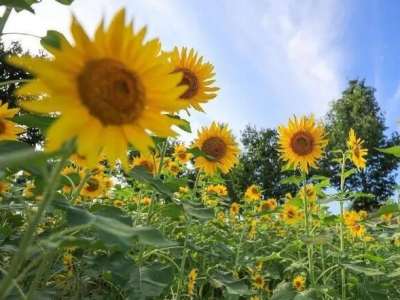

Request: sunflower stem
left=339, top=153, right=347, bottom=300
left=302, top=175, right=315, bottom=288
left=0, top=153, right=69, bottom=299
left=0, top=79, right=31, bottom=88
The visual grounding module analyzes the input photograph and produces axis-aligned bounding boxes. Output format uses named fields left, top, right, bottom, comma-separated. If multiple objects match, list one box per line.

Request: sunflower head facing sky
left=169, top=47, right=219, bottom=112
left=9, top=9, right=188, bottom=170
left=192, top=122, right=240, bottom=176
left=277, top=115, right=328, bottom=174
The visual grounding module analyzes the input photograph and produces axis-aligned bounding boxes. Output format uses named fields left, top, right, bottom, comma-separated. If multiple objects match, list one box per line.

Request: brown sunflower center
left=353, top=146, right=360, bottom=158
left=77, top=58, right=145, bottom=125
left=287, top=209, right=295, bottom=218
left=0, top=120, right=6, bottom=135
left=139, top=160, right=154, bottom=174
left=174, top=67, right=199, bottom=99
left=201, top=137, right=226, bottom=160
left=290, top=131, right=315, bottom=156
left=86, top=178, right=99, bottom=192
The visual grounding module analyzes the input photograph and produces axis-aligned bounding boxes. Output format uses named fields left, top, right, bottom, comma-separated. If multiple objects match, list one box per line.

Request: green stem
left=26, top=250, right=54, bottom=300
left=320, top=245, right=327, bottom=285
left=0, top=7, right=12, bottom=36
left=302, top=175, right=315, bottom=287
left=339, top=154, right=346, bottom=300
left=0, top=79, right=31, bottom=87
left=175, top=215, right=192, bottom=300
left=0, top=155, right=68, bottom=299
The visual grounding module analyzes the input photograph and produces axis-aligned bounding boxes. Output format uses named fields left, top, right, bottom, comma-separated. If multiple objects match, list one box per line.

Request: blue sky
left=1, top=0, right=400, bottom=211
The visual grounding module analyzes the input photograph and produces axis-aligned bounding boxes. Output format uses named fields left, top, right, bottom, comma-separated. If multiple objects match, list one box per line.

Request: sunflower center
left=201, top=137, right=226, bottom=160
left=353, top=146, right=360, bottom=158
left=86, top=178, right=99, bottom=192
left=139, top=160, right=154, bottom=173
left=174, top=67, right=199, bottom=99
left=287, top=209, right=295, bottom=218
left=290, top=131, right=315, bottom=156
left=77, top=59, right=145, bottom=125
left=0, top=120, right=6, bottom=135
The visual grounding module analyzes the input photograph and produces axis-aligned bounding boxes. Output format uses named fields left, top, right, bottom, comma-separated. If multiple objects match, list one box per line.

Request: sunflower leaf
left=187, top=147, right=218, bottom=161
left=41, top=30, right=70, bottom=51
left=376, top=145, right=400, bottom=157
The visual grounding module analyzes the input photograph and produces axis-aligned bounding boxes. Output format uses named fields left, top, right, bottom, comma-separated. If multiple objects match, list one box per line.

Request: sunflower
left=230, top=202, right=240, bottom=215
left=251, top=273, right=265, bottom=290
left=192, top=122, right=241, bottom=175
left=169, top=47, right=219, bottom=112
left=187, top=268, right=198, bottom=295
left=167, top=161, right=180, bottom=176
left=69, top=151, right=107, bottom=169
left=207, top=184, right=227, bottom=196
left=113, top=199, right=125, bottom=207
left=141, top=197, right=152, bottom=206
left=277, top=115, right=328, bottom=174
left=244, top=184, right=262, bottom=203
left=173, top=144, right=193, bottom=164
left=259, top=198, right=277, bottom=211
left=298, top=184, right=317, bottom=201
left=0, top=181, right=10, bottom=194
left=292, top=275, right=306, bottom=292
left=282, top=203, right=300, bottom=224
left=0, top=102, right=24, bottom=141
left=80, top=173, right=105, bottom=199
left=347, top=128, right=368, bottom=170
left=9, top=9, right=187, bottom=169
left=348, top=223, right=365, bottom=239
left=130, top=153, right=156, bottom=175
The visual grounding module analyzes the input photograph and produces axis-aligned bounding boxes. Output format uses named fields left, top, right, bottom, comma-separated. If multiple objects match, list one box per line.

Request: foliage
left=322, top=79, right=400, bottom=211
left=225, top=126, right=295, bottom=202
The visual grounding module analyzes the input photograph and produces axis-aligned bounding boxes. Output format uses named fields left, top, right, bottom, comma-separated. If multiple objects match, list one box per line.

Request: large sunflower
left=9, top=9, right=187, bottom=169
left=169, top=47, right=219, bottom=112
left=277, top=115, right=328, bottom=174
left=0, top=102, right=24, bottom=141
left=192, top=122, right=240, bottom=175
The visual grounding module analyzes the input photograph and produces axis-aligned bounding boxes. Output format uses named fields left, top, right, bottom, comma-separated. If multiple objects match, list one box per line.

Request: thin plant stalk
left=339, top=153, right=347, bottom=300
left=302, top=175, right=315, bottom=287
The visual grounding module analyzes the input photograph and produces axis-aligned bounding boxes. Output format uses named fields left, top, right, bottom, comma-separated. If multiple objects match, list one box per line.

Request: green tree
left=322, top=79, right=400, bottom=211
left=225, top=125, right=295, bottom=202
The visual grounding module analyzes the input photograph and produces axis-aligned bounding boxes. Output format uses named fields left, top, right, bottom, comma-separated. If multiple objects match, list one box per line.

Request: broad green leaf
left=293, top=289, right=319, bottom=300
left=376, top=145, right=400, bottom=157
left=388, top=267, right=400, bottom=278
left=302, top=232, right=333, bottom=245
left=310, top=175, right=329, bottom=181
left=316, top=195, right=338, bottom=204
left=128, top=166, right=173, bottom=196
left=209, top=274, right=255, bottom=296
left=164, top=178, right=187, bottom=192
left=258, top=252, right=281, bottom=262
left=158, top=203, right=183, bottom=220
left=363, top=204, right=400, bottom=221
left=187, top=147, right=218, bottom=161
left=363, top=251, right=385, bottom=263
left=342, top=264, right=384, bottom=276
left=41, top=30, right=70, bottom=50
left=271, top=282, right=297, bottom=300
left=182, top=201, right=214, bottom=220
left=351, top=192, right=374, bottom=198
left=54, top=0, right=74, bottom=4
left=342, top=168, right=356, bottom=179
left=289, top=196, right=303, bottom=208
left=0, top=0, right=37, bottom=13
left=11, top=114, right=56, bottom=132
left=280, top=175, right=303, bottom=185
left=126, top=263, right=174, bottom=299
left=166, top=114, right=191, bottom=133
left=358, top=283, right=388, bottom=300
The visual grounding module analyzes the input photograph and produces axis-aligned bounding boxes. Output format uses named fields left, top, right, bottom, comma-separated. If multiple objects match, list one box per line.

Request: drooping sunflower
left=187, top=268, right=198, bottom=295
left=0, top=102, right=24, bottom=141
left=130, top=153, right=156, bottom=175
left=259, top=198, right=277, bottom=211
left=292, top=275, right=306, bottom=292
left=192, top=122, right=241, bottom=175
left=347, top=128, right=368, bottom=170
left=9, top=9, right=187, bottom=169
left=244, top=184, right=262, bottom=202
left=169, top=47, right=219, bottom=112
left=277, top=115, right=328, bottom=174
left=251, top=273, right=265, bottom=290
left=173, top=144, right=193, bottom=164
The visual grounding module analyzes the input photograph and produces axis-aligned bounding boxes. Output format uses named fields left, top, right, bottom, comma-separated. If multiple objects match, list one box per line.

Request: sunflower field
left=0, top=3, right=400, bottom=300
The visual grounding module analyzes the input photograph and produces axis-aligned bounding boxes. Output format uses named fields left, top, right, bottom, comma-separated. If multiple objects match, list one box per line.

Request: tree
left=0, top=40, right=46, bottom=146
left=224, top=125, right=295, bottom=202
left=322, top=79, right=400, bottom=211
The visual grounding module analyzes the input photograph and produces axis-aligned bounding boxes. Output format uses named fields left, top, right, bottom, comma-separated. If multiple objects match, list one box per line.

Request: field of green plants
left=0, top=2, right=399, bottom=299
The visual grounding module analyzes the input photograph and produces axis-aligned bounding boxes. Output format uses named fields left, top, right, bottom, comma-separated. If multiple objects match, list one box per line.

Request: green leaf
left=351, top=192, right=374, bottom=198
left=166, top=114, right=191, bottom=133
left=293, top=289, right=319, bottom=300
left=209, top=274, right=255, bottom=296
left=126, top=263, right=174, bottom=299
left=376, top=145, right=400, bottom=157
left=54, top=0, right=74, bottom=4
left=301, top=232, right=333, bottom=245
left=159, top=203, right=183, bottom=220
left=316, top=195, right=338, bottom=204
left=342, top=264, right=384, bottom=276
left=289, top=196, right=303, bottom=208
left=362, top=204, right=400, bottom=221
left=388, top=267, right=400, bottom=278
left=271, top=282, right=297, bottom=300
left=358, top=283, right=388, bottom=300
left=128, top=166, right=173, bottom=197
left=363, top=251, right=385, bottom=263
left=164, top=178, right=187, bottom=193
left=342, top=168, right=357, bottom=179
left=0, top=0, right=37, bottom=13
left=310, top=175, right=329, bottom=181
left=41, top=30, right=70, bottom=50
left=11, top=114, right=56, bottom=132
left=181, top=201, right=214, bottom=220
left=187, top=147, right=218, bottom=161
left=280, top=175, right=303, bottom=185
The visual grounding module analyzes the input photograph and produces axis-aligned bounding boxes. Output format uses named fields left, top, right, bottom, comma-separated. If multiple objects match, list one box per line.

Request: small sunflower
left=9, top=9, right=187, bottom=169
left=167, top=161, right=180, bottom=176
left=277, top=115, right=328, bottom=174
left=282, top=203, right=300, bottom=224
left=348, top=223, right=365, bottom=239
left=244, top=184, right=262, bottom=202
left=207, top=184, right=227, bottom=196
left=173, top=144, right=193, bottom=164
left=0, top=181, right=10, bottom=194
left=169, top=47, right=219, bottom=112
left=141, top=197, right=152, bottom=206
left=187, top=268, right=198, bottom=295
left=347, top=129, right=368, bottom=170
left=130, top=153, right=156, bottom=175
left=80, top=174, right=105, bottom=199
left=259, top=198, right=277, bottom=211
left=251, top=273, right=265, bottom=290
left=298, top=184, right=317, bottom=201
left=192, top=122, right=241, bottom=175
left=113, top=200, right=125, bottom=207
left=0, top=102, right=24, bottom=141
left=292, top=275, right=306, bottom=292
left=230, top=202, right=240, bottom=215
